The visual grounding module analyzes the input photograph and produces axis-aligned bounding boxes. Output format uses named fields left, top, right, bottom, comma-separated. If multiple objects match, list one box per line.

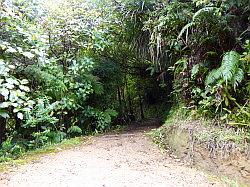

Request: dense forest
left=0, top=0, right=249, bottom=161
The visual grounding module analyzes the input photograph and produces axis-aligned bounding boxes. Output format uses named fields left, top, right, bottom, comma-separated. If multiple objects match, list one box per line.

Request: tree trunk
left=122, top=86, right=127, bottom=113
left=0, top=117, right=6, bottom=144
left=15, top=115, right=22, bottom=132
left=139, top=92, right=144, bottom=120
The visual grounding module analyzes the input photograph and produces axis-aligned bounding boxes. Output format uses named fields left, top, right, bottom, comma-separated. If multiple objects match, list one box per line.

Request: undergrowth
left=0, top=136, right=91, bottom=172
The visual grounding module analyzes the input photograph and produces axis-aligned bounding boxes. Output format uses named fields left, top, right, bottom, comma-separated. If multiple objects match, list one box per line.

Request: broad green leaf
left=17, top=47, right=23, bottom=53
left=4, top=82, right=15, bottom=89
left=19, top=85, right=30, bottom=92
left=0, top=44, right=7, bottom=50
left=16, top=89, right=26, bottom=97
left=17, top=99, right=24, bottom=104
left=17, top=112, right=24, bottom=120
left=0, top=111, right=9, bottom=118
left=27, top=100, right=36, bottom=106
left=6, top=78, right=19, bottom=85
left=0, top=65, right=10, bottom=76
left=8, top=65, right=15, bottom=69
left=0, top=102, right=10, bottom=108
left=191, top=64, right=200, bottom=79
left=6, top=46, right=17, bottom=53
left=22, top=107, right=32, bottom=112
left=9, top=91, right=18, bottom=102
left=22, top=52, right=35, bottom=59
left=20, top=79, right=29, bottom=85
left=0, top=88, right=9, bottom=99
left=12, top=103, right=19, bottom=107
left=13, top=108, right=20, bottom=113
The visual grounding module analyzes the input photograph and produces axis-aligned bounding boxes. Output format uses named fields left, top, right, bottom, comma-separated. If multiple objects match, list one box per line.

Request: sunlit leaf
left=22, top=51, right=35, bottom=59
left=19, top=85, right=30, bottom=92
left=0, top=111, right=9, bottom=118
left=0, top=102, right=10, bottom=108
left=20, top=79, right=29, bottom=85
left=6, top=46, right=17, bottom=53
left=0, top=88, right=9, bottom=99
left=17, top=112, right=24, bottom=120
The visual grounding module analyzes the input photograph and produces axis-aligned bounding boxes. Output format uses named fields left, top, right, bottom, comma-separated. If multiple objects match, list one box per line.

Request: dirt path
left=0, top=126, right=223, bottom=187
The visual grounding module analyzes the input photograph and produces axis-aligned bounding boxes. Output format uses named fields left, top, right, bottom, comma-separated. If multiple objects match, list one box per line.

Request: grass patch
left=0, top=136, right=92, bottom=172
left=221, top=176, right=249, bottom=187
left=194, top=123, right=249, bottom=149
left=0, top=125, right=124, bottom=172
left=205, top=173, right=249, bottom=187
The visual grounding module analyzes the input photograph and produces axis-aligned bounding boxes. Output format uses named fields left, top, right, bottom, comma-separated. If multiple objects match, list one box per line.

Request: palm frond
left=177, top=22, right=194, bottom=40
left=192, top=7, right=219, bottom=21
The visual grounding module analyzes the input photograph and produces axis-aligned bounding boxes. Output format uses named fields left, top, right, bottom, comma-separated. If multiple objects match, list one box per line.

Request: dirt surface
left=158, top=121, right=250, bottom=185
left=0, top=125, right=224, bottom=187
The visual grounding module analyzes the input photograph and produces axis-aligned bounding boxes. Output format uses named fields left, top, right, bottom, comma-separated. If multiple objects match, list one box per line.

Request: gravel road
left=0, top=127, right=224, bottom=187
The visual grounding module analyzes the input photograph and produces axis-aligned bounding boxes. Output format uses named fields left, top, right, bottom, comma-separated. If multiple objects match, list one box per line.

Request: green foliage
left=227, top=105, right=250, bottom=127
left=141, top=0, right=250, bottom=126
left=206, top=51, right=244, bottom=88
left=0, top=137, right=25, bottom=161
left=0, top=60, right=34, bottom=119
left=24, top=64, right=67, bottom=100
left=0, top=0, right=121, bottom=161
left=24, top=98, right=59, bottom=128
left=0, top=0, right=249, bottom=161
left=29, top=130, right=66, bottom=148
left=195, top=46, right=249, bottom=125
left=84, top=107, right=118, bottom=131
left=67, top=126, right=82, bottom=137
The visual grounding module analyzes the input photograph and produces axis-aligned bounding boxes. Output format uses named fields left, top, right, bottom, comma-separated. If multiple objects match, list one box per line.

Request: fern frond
left=220, top=51, right=240, bottom=84
left=205, top=69, right=221, bottom=85
left=206, top=51, right=242, bottom=87
left=231, top=68, right=244, bottom=89
left=67, top=126, right=82, bottom=134
left=191, top=64, right=200, bottom=79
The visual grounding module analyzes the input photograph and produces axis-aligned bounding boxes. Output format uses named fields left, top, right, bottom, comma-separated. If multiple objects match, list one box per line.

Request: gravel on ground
left=0, top=126, right=224, bottom=187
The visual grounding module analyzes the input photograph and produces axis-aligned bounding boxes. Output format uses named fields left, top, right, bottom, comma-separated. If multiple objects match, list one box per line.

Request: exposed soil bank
left=0, top=125, right=222, bottom=187
left=152, top=120, right=250, bottom=185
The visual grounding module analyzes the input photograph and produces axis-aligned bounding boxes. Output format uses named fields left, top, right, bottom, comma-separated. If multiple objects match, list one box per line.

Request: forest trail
left=0, top=123, right=223, bottom=187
